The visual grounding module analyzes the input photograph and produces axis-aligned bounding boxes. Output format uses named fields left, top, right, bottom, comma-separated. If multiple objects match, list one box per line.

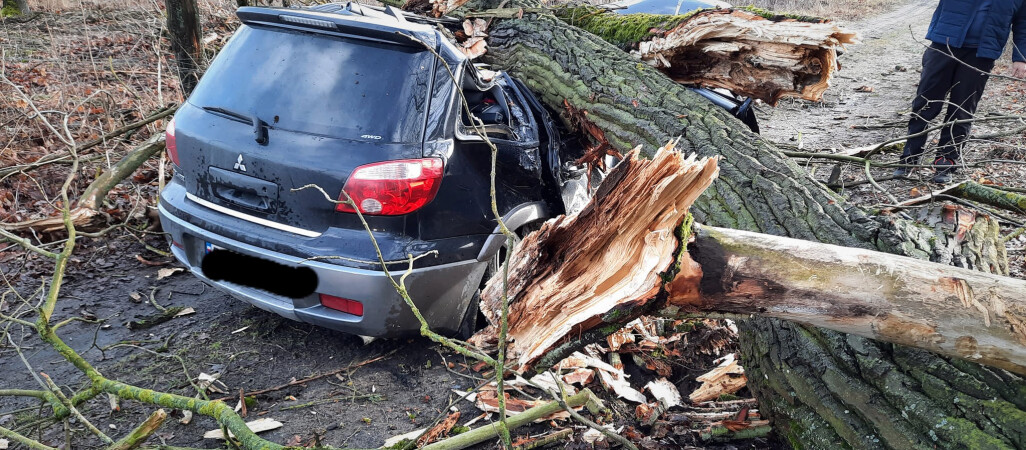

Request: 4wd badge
left=233, top=154, right=247, bottom=172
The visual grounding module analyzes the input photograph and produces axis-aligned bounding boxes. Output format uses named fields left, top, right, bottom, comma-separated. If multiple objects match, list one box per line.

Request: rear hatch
left=173, top=22, right=435, bottom=235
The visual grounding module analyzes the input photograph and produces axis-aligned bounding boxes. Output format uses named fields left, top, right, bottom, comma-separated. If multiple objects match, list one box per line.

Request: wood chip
left=596, top=368, right=647, bottom=403
left=689, top=354, right=748, bottom=403
left=416, top=411, right=460, bottom=447
left=562, top=368, right=595, bottom=386
left=174, top=307, right=196, bottom=317
left=156, top=267, right=183, bottom=280
left=382, top=427, right=427, bottom=448
left=474, top=391, right=569, bottom=421
left=203, top=418, right=282, bottom=439
left=645, top=378, right=683, bottom=408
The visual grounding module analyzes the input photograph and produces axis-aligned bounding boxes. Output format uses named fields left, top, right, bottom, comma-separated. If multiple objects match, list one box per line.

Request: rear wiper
left=202, top=106, right=269, bottom=145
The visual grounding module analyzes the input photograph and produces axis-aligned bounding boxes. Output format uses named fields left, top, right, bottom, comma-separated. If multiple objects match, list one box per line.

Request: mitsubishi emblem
left=233, top=154, right=247, bottom=172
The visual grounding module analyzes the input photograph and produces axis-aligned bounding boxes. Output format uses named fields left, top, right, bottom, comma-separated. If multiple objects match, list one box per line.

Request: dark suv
left=158, top=3, right=564, bottom=338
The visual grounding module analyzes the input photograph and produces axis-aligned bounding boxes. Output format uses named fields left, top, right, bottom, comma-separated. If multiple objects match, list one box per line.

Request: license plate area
left=201, top=246, right=317, bottom=299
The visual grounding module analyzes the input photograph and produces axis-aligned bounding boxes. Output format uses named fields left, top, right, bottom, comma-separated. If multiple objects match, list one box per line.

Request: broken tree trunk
left=552, top=7, right=858, bottom=104
left=477, top=150, right=1026, bottom=377
left=472, top=2, right=1026, bottom=446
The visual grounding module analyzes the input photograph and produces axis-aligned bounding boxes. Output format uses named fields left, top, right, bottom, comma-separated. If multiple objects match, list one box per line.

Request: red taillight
left=320, top=294, right=364, bottom=316
left=165, top=117, right=180, bottom=166
left=337, top=158, right=443, bottom=216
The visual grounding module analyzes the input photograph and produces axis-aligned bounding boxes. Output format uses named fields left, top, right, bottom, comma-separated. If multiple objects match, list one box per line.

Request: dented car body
left=158, top=3, right=563, bottom=337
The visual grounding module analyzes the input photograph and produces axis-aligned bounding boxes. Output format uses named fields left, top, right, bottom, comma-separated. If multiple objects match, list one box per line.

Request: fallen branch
left=108, top=409, right=167, bottom=450
left=895, top=181, right=1026, bottom=214
left=0, top=134, right=165, bottom=234
left=79, top=133, right=166, bottom=210
left=420, top=389, right=596, bottom=450
left=0, top=105, right=177, bottom=178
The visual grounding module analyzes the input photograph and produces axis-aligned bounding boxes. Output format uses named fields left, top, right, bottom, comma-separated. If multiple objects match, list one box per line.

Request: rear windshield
left=188, top=25, right=433, bottom=143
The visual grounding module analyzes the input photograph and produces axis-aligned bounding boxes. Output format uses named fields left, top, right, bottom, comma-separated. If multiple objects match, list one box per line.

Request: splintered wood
left=634, top=10, right=858, bottom=104
left=474, top=144, right=719, bottom=372
left=687, top=354, right=747, bottom=403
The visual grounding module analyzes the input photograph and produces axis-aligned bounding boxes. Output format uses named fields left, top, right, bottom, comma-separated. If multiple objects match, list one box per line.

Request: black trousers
left=901, top=42, right=995, bottom=166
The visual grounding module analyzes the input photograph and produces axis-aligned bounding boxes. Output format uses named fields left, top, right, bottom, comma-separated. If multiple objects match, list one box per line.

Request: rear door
left=173, top=24, right=434, bottom=234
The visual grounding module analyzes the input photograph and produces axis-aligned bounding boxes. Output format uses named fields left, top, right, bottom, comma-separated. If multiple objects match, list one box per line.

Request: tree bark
left=164, top=0, right=203, bottom=96
left=2, top=0, right=29, bottom=17
left=474, top=4, right=1024, bottom=447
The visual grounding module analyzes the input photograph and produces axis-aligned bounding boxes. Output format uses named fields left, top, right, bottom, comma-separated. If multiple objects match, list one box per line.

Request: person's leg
left=899, top=43, right=958, bottom=175
left=933, top=52, right=995, bottom=170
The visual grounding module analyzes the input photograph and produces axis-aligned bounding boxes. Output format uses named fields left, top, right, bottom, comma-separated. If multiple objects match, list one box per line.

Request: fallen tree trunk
left=476, top=151, right=1026, bottom=376
left=681, top=224, right=1026, bottom=375
left=472, top=2, right=1026, bottom=447
left=552, top=7, right=858, bottom=104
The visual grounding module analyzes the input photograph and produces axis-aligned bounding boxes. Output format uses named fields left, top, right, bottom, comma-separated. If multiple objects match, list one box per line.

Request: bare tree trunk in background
left=236, top=0, right=249, bottom=7
left=2, top=0, right=29, bottom=16
left=165, top=0, right=203, bottom=97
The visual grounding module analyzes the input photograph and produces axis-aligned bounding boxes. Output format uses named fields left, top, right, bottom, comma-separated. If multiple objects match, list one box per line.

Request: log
left=553, top=7, right=858, bottom=104
left=472, top=2, right=1026, bottom=446
left=681, top=224, right=1026, bottom=375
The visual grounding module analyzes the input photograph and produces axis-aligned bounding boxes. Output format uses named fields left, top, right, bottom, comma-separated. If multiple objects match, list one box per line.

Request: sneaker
left=932, top=157, right=955, bottom=184
left=892, top=167, right=912, bottom=178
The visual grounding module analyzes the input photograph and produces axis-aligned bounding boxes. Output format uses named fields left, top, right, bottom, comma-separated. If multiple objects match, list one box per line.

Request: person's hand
left=1012, top=61, right=1026, bottom=79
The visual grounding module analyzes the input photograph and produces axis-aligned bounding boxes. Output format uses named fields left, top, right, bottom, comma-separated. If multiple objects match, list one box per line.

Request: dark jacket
left=925, top=0, right=1026, bottom=61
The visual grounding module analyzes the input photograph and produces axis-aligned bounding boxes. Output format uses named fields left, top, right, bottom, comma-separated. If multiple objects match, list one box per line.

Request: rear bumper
left=158, top=190, right=486, bottom=338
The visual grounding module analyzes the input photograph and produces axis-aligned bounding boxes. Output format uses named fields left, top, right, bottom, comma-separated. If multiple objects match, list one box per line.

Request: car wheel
left=457, top=224, right=533, bottom=340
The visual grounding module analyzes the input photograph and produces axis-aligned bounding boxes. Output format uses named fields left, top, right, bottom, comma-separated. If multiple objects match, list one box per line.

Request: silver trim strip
left=186, top=193, right=322, bottom=238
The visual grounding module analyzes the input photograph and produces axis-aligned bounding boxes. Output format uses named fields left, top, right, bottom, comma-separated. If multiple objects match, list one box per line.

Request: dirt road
left=759, top=0, right=937, bottom=150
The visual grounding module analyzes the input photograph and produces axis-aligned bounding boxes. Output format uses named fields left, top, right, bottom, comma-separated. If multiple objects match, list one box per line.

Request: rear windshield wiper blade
left=202, top=106, right=269, bottom=145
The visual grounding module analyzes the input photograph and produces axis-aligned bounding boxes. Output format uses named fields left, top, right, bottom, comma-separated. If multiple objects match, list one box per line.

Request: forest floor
left=2, top=0, right=1025, bottom=448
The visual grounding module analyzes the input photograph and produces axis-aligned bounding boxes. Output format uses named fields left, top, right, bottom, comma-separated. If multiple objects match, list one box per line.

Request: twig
left=864, top=159, right=898, bottom=204
left=215, top=352, right=394, bottom=400
left=40, top=373, right=113, bottom=444
left=549, top=373, right=639, bottom=450
left=108, top=409, right=168, bottom=450
left=0, top=425, right=58, bottom=450
left=420, top=390, right=597, bottom=450
left=0, top=228, right=58, bottom=259
left=513, top=428, right=573, bottom=450
left=0, top=105, right=177, bottom=178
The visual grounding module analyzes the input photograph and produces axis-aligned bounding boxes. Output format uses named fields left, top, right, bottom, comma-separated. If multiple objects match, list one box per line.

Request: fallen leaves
left=156, top=267, right=183, bottom=280
left=416, top=411, right=460, bottom=447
